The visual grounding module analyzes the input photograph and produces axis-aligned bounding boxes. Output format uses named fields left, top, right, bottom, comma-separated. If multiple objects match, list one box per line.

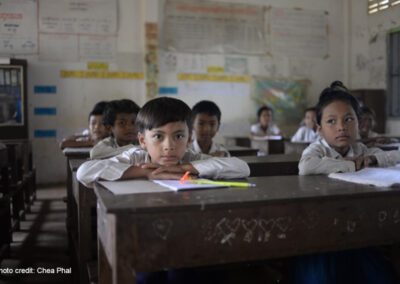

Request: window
left=388, top=30, right=400, bottom=117
left=368, top=0, right=400, bottom=14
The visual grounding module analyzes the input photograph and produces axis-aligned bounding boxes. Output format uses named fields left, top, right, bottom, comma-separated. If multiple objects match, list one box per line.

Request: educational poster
left=225, top=57, right=248, bottom=74
left=38, top=0, right=117, bottom=62
left=0, top=0, right=38, bottom=55
left=252, top=77, right=308, bottom=134
left=38, top=0, right=117, bottom=35
left=161, top=0, right=265, bottom=54
left=269, top=7, right=329, bottom=58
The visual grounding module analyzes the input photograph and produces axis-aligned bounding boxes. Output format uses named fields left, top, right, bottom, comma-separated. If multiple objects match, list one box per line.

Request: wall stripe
left=159, top=87, right=178, bottom=95
left=34, top=129, right=57, bottom=138
left=34, top=85, right=57, bottom=94
left=34, top=107, right=57, bottom=115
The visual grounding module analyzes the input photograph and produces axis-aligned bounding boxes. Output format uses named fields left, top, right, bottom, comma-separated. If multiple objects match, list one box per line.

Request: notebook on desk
left=328, top=164, right=400, bottom=187
left=153, top=180, right=226, bottom=191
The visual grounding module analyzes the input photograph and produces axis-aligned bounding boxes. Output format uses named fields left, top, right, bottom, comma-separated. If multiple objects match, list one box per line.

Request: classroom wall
left=348, top=0, right=400, bottom=135
left=7, top=0, right=346, bottom=184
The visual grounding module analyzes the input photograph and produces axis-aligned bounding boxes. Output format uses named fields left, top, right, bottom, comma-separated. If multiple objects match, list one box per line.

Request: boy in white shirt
left=191, top=100, right=230, bottom=157
left=291, top=107, right=319, bottom=143
left=90, top=99, right=140, bottom=159
left=250, top=105, right=281, bottom=137
left=78, top=97, right=249, bottom=188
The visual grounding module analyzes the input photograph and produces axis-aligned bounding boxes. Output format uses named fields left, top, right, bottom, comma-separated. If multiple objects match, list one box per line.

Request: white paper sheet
left=328, top=165, right=400, bottom=187
left=99, top=180, right=170, bottom=195
left=153, top=180, right=226, bottom=191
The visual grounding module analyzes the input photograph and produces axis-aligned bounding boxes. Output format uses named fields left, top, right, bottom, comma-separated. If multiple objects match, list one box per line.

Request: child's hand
left=147, top=163, right=199, bottom=180
left=210, top=151, right=226, bottom=157
left=346, top=155, right=377, bottom=171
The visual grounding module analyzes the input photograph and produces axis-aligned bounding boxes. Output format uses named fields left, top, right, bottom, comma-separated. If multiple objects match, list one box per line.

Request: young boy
left=191, top=100, right=230, bottom=157
left=60, top=101, right=109, bottom=149
left=90, top=99, right=140, bottom=159
left=298, top=81, right=397, bottom=176
left=78, top=97, right=250, bottom=188
left=291, top=107, right=319, bottom=143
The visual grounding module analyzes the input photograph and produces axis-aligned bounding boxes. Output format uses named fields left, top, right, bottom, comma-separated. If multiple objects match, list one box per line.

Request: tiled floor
left=0, top=185, right=72, bottom=284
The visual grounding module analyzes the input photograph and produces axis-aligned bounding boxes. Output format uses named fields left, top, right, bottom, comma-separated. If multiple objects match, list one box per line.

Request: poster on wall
left=269, top=7, right=329, bottom=58
left=0, top=0, right=38, bottom=55
left=252, top=77, right=308, bottom=134
left=0, top=66, right=24, bottom=126
left=161, top=0, right=265, bottom=54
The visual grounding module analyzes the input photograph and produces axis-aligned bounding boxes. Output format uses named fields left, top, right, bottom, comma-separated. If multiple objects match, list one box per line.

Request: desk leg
left=78, top=183, right=91, bottom=284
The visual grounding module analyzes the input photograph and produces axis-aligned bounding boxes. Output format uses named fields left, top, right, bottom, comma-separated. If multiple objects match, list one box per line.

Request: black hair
left=315, top=81, right=360, bottom=125
left=88, top=101, right=108, bottom=120
left=257, top=105, right=273, bottom=120
left=103, top=99, right=141, bottom=126
left=304, top=107, right=317, bottom=114
left=135, top=97, right=192, bottom=133
left=191, top=100, right=221, bottom=123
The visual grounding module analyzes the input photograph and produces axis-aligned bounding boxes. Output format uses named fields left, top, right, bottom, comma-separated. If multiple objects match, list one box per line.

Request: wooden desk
left=284, top=141, right=309, bottom=155
left=69, top=158, right=96, bottom=283
left=226, top=146, right=258, bottom=157
left=94, top=176, right=400, bottom=284
left=240, top=154, right=300, bottom=176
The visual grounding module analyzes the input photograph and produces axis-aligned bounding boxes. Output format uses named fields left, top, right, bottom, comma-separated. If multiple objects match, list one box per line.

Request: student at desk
left=90, top=99, right=140, bottom=159
left=291, top=107, right=319, bottom=143
left=294, top=81, right=397, bottom=284
left=60, top=101, right=110, bottom=149
left=250, top=105, right=281, bottom=137
left=191, top=100, right=230, bottom=157
left=78, top=97, right=249, bottom=187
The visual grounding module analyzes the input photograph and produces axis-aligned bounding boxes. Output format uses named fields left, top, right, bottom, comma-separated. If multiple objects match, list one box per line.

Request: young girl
left=294, top=81, right=397, bottom=284
left=291, top=107, right=319, bottom=143
left=299, top=82, right=397, bottom=175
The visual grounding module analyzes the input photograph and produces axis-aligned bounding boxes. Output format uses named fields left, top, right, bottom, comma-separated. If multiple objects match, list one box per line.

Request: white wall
left=347, top=0, right=400, bottom=135
left=9, top=0, right=346, bottom=184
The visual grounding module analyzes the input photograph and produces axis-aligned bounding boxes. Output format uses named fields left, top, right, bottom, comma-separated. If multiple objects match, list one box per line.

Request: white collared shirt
left=291, top=126, right=319, bottom=143
left=299, top=138, right=397, bottom=175
left=250, top=123, right=280, bottom=136
left=191, top=139, right=230, bottom=157
left=90, top=136, right=135, bottom=159
left=78, top=147, right=250, bottom=188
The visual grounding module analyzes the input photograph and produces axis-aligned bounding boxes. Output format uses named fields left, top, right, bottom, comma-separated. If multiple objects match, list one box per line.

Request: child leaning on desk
left=298, top=81, right=398, bottom=176
left=78, top=96, right=250, bottom=188
left=292, top=81, right=397, bottom=284
left=190, top=100, right=230, bottom=157
left=59, top=101, right=110, bottom=149
left=89, top=99, right=140, bottom=159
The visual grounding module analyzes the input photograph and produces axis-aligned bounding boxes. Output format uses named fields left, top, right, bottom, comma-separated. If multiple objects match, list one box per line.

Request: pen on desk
left=191, top=179, right=256, bottom=188
left=179, top=171, right=191, bottom=184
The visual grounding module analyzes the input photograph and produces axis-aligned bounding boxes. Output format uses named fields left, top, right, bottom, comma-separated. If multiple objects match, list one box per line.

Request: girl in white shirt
left=291, top=107, right=319, bottom=143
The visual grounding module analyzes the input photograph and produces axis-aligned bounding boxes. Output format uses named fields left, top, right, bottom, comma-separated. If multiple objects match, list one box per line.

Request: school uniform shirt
left=291, top=126, right=319, bottom=143
left=250, top=123, right=280, bottom=136
left=90, top=136, right=135, bottom=159
left=190, top=139, right=230, bottom=157
left=298, top=138, right=397, bottom=175
left=78, top=147, right=250, bottom=188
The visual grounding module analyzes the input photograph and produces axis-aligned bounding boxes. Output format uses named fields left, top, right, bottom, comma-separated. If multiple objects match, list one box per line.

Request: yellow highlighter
left=190, top=179, right=256, bottom=188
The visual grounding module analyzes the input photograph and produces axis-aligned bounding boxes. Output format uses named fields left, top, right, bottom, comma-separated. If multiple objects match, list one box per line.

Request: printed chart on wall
left=252, top=77, right=308, bottom=133
left=161, top=0, right=266, bottom=54
left=267, top=7, right=329, bottom=58
left=38, top=0, right=117, bottom=61
left=0, top=0, right=38, bottom=55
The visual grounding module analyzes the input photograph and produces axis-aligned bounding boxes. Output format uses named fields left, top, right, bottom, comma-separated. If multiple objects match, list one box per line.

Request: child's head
left=103, top=99, right=141, bottom=146
left=257, top=105, right=273, bottom=128
left=191, top=100, right=221, bottom=144
left=88, top=101, right=109, bottom=142
left=304, top=107, right=317, bottom=130
left=359, top=106, right=376, bottom=139
left=316, top=81, right=361, bottom=155
left=136, top=97, right=192, bottom=165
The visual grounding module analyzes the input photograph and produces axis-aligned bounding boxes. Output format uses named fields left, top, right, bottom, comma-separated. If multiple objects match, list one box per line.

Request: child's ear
left=187, top=133, right=193, bottom=148
left=317, top=124, right=322, bottom=133
left=138, top=132, right=146, bottom=149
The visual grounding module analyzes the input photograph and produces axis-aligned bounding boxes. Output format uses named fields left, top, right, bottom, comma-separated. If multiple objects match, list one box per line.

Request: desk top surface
left=95, top=175, right=399, bottom=214
left=239, top=153, right=300, bottom=164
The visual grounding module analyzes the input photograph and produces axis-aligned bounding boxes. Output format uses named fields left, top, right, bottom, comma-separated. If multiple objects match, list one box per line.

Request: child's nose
left=337, top=120, right=347, bottom=131
left=163, top=137, right=175, bottom=150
